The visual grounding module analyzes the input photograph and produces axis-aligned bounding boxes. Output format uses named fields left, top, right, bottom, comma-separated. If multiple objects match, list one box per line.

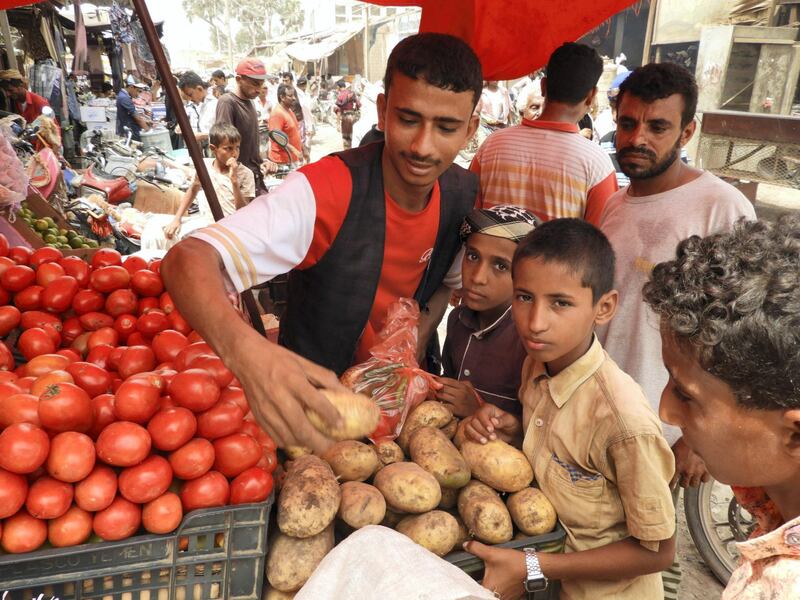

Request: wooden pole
left=129, top=0, right=266, bottom=336
left=1, top=10, right=18, bottom=71
left=642, top=0, right=658, bottom=65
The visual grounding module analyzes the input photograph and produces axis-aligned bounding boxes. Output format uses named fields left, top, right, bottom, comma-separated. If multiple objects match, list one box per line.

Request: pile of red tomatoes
left=0, top=238, right=276, bottom=554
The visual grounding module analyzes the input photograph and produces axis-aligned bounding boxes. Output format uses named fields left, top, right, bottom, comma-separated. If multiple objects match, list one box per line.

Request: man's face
left=2, top=82, right=26, bottom=102
left=212, top=76, right=225, bottom=86
left=615, top=93, right=694, bottom=180
left=377, top=73, right=478, bottom=194
left=511, top=257, right=614, bottom=376
left=461, top=233, right=517, bottom=315
left=280, top=88, right=296, bottom=109
left=129, top=86, right=141, bottom=99
left=237, top=75, right=263, bottom=100
left=523, top=94, right=544, bottom=121
left=659, top=329, right=799, bottom=488
left=282, top=75, right=292, bottom=86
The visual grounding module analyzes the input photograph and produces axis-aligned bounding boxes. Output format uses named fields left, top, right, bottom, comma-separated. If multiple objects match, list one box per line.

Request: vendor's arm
left=165, top=176, right=201, bottom=239
left=161, top=171, right=350, bottom=453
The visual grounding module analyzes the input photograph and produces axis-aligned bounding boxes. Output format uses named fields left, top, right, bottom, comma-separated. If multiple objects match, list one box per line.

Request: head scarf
left=460, top=205, right=539, bottom=243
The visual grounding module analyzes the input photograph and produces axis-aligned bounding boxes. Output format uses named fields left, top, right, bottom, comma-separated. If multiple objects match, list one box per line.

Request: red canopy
left=366, top=0, right=635, bottom=80
left=0, top=0, right=45, bottom=8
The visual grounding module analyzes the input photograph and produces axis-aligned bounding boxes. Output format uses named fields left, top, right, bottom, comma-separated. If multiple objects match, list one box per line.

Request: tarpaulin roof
left=284, top=24, right=364, bottom=63
left=365, top=0, right=636, bottom=80
left=0, top=0, right=45, bottom=8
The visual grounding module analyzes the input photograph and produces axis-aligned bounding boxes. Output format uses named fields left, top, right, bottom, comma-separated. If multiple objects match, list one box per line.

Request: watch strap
left=524, top=548, right=548, bottom=592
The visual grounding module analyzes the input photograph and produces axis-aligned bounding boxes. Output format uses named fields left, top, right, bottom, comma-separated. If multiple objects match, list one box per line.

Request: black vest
left=278, top=142, right=477, bottom=375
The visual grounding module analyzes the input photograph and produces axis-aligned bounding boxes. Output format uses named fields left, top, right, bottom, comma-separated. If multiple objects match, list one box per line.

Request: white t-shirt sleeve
left=191, top=171, right=316, bottom=292
left=442, top=247, right=465, bottom=290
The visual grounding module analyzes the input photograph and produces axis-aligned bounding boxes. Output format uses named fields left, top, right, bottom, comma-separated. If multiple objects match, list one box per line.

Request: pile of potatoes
left=264, top=401, right=558, bottom=597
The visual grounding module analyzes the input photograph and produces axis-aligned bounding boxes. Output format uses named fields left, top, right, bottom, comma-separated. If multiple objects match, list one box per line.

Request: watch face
left=525, top=578, right=548, bottom=593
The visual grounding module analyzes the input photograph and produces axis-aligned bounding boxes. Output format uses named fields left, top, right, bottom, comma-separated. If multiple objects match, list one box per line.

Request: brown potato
left=507, top=487, right=558, bottom=536
left=453, top=514, right=472, bottom=546
left=306, top=390, right=380, bottom=441
left=338, top=481, right=387, bottom=529
left=266, top=525, right=334, bottom=592
left=262, top=586, right=296, bottom=599
left=277, top=455, right=341, bottom=538
left=458, top=480, right=513, bottom=544
left=460, top=439, right=533, bottom=492
left=372, top=440, right=404, bottom=466
left=397, top=401, right=453, bottom=451
left=409, top=426, right=471, bottom=489
left=323, top=440, right=380, bottom=482
left=438, top=486, right=459, bottom=510
left=373, top=461, right=441, bottom=513
left=381, top=507, right=406, bottom=528
left=440, top=418, right=458, bottom=440
left=396, top=510, right=460, bottom=557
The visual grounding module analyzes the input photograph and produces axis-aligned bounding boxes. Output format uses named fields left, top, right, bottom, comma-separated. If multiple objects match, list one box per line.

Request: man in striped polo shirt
left=470, top=43, right=618, bottom=225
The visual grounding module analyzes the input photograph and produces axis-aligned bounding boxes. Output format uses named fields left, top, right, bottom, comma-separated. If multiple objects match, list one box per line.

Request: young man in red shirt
left=0, top=69, right=51, bottom=124
left=162, top=33, right=482, bottom=454
left=267, top=84, right=302, bottom=165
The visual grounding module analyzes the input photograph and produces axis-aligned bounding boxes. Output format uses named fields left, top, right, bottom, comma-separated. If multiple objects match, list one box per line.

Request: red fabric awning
left=366, top=0, right=636, bottom=80
left=0, top=0, right=45, bottom=8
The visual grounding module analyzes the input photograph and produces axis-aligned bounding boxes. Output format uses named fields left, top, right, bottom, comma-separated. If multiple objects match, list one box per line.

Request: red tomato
left=0, top=393, right=38, bottom=427
left=15, top=375, right=34, bottom=392
left=230, top=467, right=273, bottom=504
left=18, top=327, right=56, bottom=360
left=79, top=311, right=114, bottom=331
left=0, top=286, right=8, bottom=306
left=91, top=248, right=122, bottom=269
left=42, top=275, right=79, bottom=313
left=151, top=329, right=189, bottom=364
left=187, top=355, right=234, bottom=388
left=30, top=369, right=73, bottom=397
left=88, top=327, right=119, bottom=350
left=13, top=285, right=43, bottom=311
left=71, top=289, right=105, bottom=315
left=128, top=371, right=167, bottom=392
left=0, top=371, right=18, bottom=384
left=168, top=369, right=220, bottom=413
left=113, top=314, right=138, bottom=341
left=25, top=476, right=73, bottom=519
left=131, top=270, right=164, bottom=297
left=59, top=256, right=90, bottom=287
left=167, top=309, right=192, bottom=335
left=0, top=342, right=14, bottom=371
left=95, top=421, right=151, bottom=467
left=158, top=395, right=177, bottom=410
left=89, top=393, right=116, bottom=439
left=258, top=451, right=278, bottom=474
left=1, top=509, right=47, bottom=553
left=117, top=346, right=156, bottom=380
left=66, top=362, right=112, bottom=397
left=136, top=310, right=169, bottom=336
left=8, top=246, right=32, bottom=265
left=220, top=386, right=249, bottom=413
left=169, top=438, right=215, bottom=480
left=75, top=464, right=117, bottom=511
left=122, top=255, right=148, bottom=275
left=29, top=246, right=63, bottom=268
left=105, top=288, right=137, bottom=317
left=180, top=471, right=229, bottom=512
left=0, top=467, right=28, bottom=518
left=212, top=433, right=261, bottom=478
left=1, top=264, right=35, bottom=292
left=92, top=495, right=141, bottom=541
left=126, top=332, right=147, bottom=346
left=0, top=233, right=7, bottom=257
left=56, top=348, right=82, bottom=363
left=175, top=342, right=213, bottom=371
left=38, top=382, right=93, bottom=433
left=36, top=261, right=65, bottom=287
left=147, top=407, right=197, bottom=451
left=148, top=258, right=162, bottom=272
left=41, top=321, right=62, bottom=346
left=142, top=491, right=182, bottom=534
left=0, top=305, right=21, bottom=336
left=0, top=422, right=49, bottom=474
left=25, top=353, right=70, bottom=377
left=48, top=505, right=93, bottom=547
left=159, top=292, right=175, bottom=314
left=113, top=378, right=160, bottom=424
left=238, top=420, right=277, bottom=454
left=90, top=266, right=130, bottom=294
left=61, top=317, right=84, bottom=345
left=86, top=344, right=114, bottom=370
left=118, top=455, right=172, bottom=504
left=137, top=297, right=159, bottom=315
left=197, top=402, right=244, bottom=440
left=20, top=310, right=61, bottom=331
left=46, top=431, right=96, bottom=483
left=0, top=255, right=13, bottom=276
left=69, top=332, right=90, bottom=358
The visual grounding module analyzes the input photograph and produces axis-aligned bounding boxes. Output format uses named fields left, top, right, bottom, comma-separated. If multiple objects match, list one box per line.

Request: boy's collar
left=458, top=305, right=512, bottom=339
left=531, top=335, right=605, bottom=407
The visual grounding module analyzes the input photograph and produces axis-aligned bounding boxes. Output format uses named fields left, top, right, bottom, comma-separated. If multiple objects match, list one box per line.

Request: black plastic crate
left=445, top=523, right=566, bottom=600
left=0, top=500, right=272, bottom=600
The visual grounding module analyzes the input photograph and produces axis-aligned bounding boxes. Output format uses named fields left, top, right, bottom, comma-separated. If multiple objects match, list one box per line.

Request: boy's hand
left=464, top=541, right=526, bottom=600
left=164, top=218, right=181, bottom=240
left=434, top=377, right=480, bottom=418
left=226, top=158, right=239, bottom=183
left=463, top=404, right=521, bottom=445
left=671, top=437, right=710, bottom=488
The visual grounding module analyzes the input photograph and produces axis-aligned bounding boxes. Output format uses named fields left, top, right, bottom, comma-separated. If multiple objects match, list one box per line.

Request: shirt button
left=464, top=369, right=471, bottom=376
left=786, top=531, right=800, bottom=546
left=535, top=418, right=544, bottom=427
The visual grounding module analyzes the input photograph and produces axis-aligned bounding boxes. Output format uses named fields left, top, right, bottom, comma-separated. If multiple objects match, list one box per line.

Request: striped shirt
left=470, top=120, right=617, bottom=225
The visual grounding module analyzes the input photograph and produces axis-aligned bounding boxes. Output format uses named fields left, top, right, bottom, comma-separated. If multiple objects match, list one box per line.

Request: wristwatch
left=524, top=548, right=548, bottom=592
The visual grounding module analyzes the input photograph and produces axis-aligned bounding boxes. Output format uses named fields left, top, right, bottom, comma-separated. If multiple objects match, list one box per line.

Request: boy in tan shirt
left=464, top=218, right=676, bottom=599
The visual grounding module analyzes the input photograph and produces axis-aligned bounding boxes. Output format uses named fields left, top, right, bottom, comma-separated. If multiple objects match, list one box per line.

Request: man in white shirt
left=477, top=80, right=511, bottom=128
left=295, top=76, right=315, bottom=162
left=597, top=62, right=756, bottom=600
left=178, top=71, right=217, bottom=144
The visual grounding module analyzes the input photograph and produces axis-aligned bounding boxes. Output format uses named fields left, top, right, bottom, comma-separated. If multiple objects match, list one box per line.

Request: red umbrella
left=366, top=0, right=635, bottom=80
left=0, top=0, right=45, bottom=8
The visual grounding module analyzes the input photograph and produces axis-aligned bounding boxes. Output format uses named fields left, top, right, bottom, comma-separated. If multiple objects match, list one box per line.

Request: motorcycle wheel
left=684, top=480, right=755, bottom=585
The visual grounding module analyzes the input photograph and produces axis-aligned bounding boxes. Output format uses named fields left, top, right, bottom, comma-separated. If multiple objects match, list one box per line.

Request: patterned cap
left=460, top=205, right=539, bottom=243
